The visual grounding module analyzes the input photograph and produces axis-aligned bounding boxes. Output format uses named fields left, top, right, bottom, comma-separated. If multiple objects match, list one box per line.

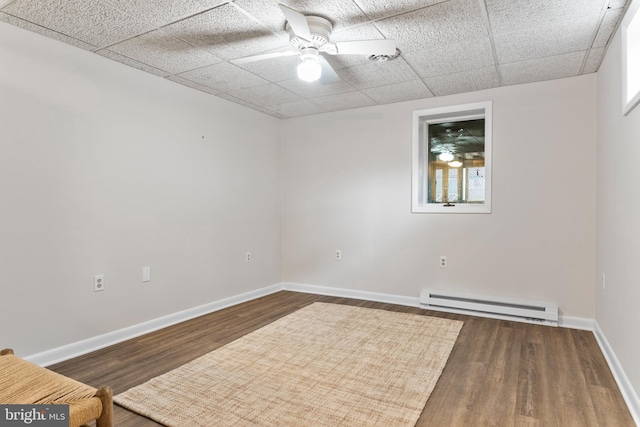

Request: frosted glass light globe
left=438, top=152, right=454, bottom=162
left=297, top=58, right=322, bottom=82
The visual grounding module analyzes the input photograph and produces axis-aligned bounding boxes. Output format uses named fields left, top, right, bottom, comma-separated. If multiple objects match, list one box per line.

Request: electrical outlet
left=335, top=250, right=342, bottom=260
left=142, top=267, right=151, bottom=282
left=246, top=252, right=252, bottom=263
left=440, top=256, right=447, bottom=268
left=94, top=275, right=104, bottom=292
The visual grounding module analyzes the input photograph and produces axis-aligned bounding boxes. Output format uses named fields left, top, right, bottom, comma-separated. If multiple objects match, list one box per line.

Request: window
left=412, top=101, right=492, bottom=213
left=622, top=0, right=640, bottom=115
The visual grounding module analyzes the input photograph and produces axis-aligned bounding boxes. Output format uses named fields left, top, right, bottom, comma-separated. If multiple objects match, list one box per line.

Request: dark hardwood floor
left=48, top=291, right=635, bottom=426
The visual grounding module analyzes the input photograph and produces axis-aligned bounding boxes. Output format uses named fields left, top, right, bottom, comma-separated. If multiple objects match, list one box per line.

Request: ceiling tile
left=494, top=15, right=600, bottom=64
left=607, top=0, right=628, bottom=8
left=500, top=51, right=585, bottom=86
left=177, top=62, right=267, bottom=92
left=403, top=37, right=495, bottom=78
left=97, top=49, right=170, bottom=76
left=277, top=78, right=356, bottom=98
left=163, top=3, right=285, bottom=60
left=229, top=83, right=301, bottom=106
left=0, top=12, right=97, bottom=50
left=165, top=74, right=220, bottom=94
left=592, top=8, right=624, bottom=47
left=310, top=91, right=376, bottom=111
left=485, top=0, right=607, bottom=34
left=583, top=47, right=606, bottom=73
left=2, top=0, right=153, bottom=48
left=362, top=79, right=433, bottom=103
left=330, top=21, right=387, bottom=41
left=353, top=0, right=444, bottom=21
left=267, top=99, right=328, bottom=118
left=107, top=29, right=222, bottom=74
left=215, top=93, right=286, bottom=118
left=325, top=54, right=371, bottom=72
left=230, top=1, right=284, bottom=35
left=374, top=0, right=487, bottom=53
left=237, top=54, right=300, bottom=83
left=105, top=0, right=228, bottom=27
left=423, top=67, right=500, bottom=96
left=235, top=0, right=368, bottom=34
left=336, top=57, right=420, bottom=89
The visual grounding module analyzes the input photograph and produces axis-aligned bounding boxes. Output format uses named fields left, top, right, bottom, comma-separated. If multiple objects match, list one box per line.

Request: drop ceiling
left=0, top=0, right=628, bottom=119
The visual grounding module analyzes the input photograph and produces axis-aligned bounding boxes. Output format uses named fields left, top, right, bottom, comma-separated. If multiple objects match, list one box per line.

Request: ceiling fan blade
left=230, top=49, right=298, bottom=65
left=333, top=39, right=397, bottom=56
left=319, top=57, right=340, bottom=85
left=278, top=4, right=312, bottom=41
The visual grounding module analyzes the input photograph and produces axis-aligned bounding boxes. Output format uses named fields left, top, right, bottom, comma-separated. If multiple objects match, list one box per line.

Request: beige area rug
left=114, top=302, right=463, bottom=427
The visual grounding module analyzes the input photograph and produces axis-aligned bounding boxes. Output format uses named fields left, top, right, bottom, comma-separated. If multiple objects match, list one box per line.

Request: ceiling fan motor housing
left=287, top=16, right=332, bottom=49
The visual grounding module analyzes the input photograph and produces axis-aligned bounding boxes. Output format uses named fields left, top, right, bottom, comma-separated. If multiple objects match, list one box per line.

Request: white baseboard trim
left=282, top=282, right=595, bottom=330
left=558, top=315, right=595, bottom=331
left=281, top=282, right=421, bottom=308
left=27, top=280, right=637, bottom=426
left=593, top=321, right=640, bottom=426
left=26, top=283, right=282, bottom=367
left=27, top=282, right=423, bottom=365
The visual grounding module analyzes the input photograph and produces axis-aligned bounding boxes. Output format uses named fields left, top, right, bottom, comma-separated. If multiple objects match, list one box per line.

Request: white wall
left=282, top=75, right=597, bottom=319
left=596, top=27, right=640, bottom=404
left=0, top=17, right=603, bottom=360
left=0, top=23, right=282, bottom=356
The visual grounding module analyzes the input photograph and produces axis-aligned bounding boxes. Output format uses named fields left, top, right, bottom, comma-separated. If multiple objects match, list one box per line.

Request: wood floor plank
left=517, top=341, right=545, bottom=422
left=473, top=324, right=523, bottom=425
left=543, top=328, right=600, bottom=427
left=45, top=291, right=635, bottom=426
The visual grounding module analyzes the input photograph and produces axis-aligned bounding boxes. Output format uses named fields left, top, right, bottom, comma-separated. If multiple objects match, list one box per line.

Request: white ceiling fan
left=230, top=4, right=397, bottom=84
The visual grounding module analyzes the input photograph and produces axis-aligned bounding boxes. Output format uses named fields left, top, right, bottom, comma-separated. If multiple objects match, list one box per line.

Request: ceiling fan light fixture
left=234, top=5, right=397, bottom=86
left=297, top=55, right=322, bottom=82
left=368, top=48, right=401, bottom=63
left=438, top=152, right=454, bottom=162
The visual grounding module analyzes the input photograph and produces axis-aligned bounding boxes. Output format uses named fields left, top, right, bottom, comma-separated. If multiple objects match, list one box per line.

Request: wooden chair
left=0, top=349, right=113, bottom=427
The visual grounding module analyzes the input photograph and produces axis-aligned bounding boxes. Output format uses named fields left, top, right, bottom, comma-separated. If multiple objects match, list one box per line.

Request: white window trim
left=412, top=101, right=492, bottom=214
left=622, top=0, right=640, bottom=116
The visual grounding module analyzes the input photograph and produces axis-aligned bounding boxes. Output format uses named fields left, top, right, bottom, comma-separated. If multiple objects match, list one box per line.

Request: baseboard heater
left=419, top=290, right=558, bottom=326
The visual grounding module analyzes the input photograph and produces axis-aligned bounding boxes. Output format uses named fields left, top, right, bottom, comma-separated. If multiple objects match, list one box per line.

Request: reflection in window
left=435, top=169, right=443, bottom=202
left=448, top=168, right=458, bottom=202
left=466, top=167, right=485, bottom=202
left=426, top=118, right=485, bottom=205
left=412, top=101, right=492, bottom=213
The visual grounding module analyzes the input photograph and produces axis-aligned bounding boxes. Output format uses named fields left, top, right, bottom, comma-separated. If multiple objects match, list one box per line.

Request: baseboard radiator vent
left=420, top=290, right=558, bottom=327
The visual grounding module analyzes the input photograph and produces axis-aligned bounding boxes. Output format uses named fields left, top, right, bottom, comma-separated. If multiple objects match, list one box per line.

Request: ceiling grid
left=0, top=0, right=630, bottom=118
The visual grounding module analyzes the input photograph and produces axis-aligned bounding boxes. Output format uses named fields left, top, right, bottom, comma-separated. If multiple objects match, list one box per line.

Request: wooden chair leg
left=95, top=387, right=113, bottom=427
